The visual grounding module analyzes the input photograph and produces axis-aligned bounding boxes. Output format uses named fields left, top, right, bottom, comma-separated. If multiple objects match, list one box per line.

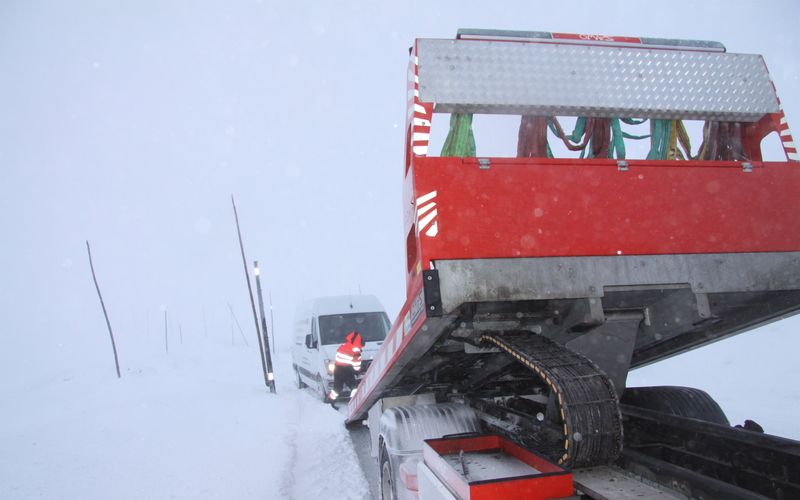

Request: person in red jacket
left=328, top=331, right=363, bottom=407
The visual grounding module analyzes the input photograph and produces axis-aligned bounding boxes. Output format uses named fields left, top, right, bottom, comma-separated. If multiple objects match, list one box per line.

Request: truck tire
left=296, top=368, right=307, bottom=389
left=379, top=442, right=396, bottom=500
left=621, top=386, right=729, bottom=425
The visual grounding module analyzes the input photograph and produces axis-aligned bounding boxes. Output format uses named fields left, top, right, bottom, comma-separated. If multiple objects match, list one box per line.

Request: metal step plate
left=573, top=466, right=687, bottom=499
left=417, top=38, right=778, bottom=121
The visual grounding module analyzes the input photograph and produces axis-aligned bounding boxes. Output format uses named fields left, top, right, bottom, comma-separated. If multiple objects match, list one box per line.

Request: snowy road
left=1, top=339, right=372, bottom=500
left=344, top=415, right=380, bottom=499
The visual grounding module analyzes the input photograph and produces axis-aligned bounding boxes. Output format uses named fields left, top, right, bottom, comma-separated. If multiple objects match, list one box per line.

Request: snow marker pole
left=254, top=261, right=276, bottom=392
left=231, top=195, right=270, bottom=389
left=86, top=241, right=122, bottom=378
left=227, top=302, right=250, bottom=346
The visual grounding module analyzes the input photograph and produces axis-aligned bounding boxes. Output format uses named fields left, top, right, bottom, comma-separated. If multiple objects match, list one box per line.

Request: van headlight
left=325, top=360, right=335, bottom=374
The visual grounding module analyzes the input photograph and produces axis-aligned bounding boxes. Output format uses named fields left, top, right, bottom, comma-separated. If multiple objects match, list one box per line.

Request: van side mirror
left=305, top=334, right=318, bottom=349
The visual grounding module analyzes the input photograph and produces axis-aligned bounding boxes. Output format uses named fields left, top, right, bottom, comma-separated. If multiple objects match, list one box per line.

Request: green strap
left=441, top=113, right=476, bottom=157
left=621, top=117, right=648, bottom=125
left=647, top=119, right=672, bottom=160
left=622, top=131, right=651, bottom=140
left=547, top=119, right=559, bottom=137
left=540, top=116, right=650, bottom=159
left=569, top=117, right=587, bottom=142
left=547, top=117, right=587, bottom=144
left=611, top=118, right=626, bottom=159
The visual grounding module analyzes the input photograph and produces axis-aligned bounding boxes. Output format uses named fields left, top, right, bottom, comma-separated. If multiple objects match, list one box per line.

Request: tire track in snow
left=278, top=393, right=300, bottom=500
left=272, top=354, right=370, bottom=499
left=286, top=387, right=371, bottom=499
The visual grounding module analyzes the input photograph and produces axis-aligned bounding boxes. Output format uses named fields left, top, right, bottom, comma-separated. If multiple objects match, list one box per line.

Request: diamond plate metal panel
left=418, top=39, right=778, bottom=121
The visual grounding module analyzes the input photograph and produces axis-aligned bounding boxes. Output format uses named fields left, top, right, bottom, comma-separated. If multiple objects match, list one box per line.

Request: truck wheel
left=380, top=442, right=396, bottom=500
left=621, top=386, right=729, bottom=425
left=296, top=368, right=307, bottom=389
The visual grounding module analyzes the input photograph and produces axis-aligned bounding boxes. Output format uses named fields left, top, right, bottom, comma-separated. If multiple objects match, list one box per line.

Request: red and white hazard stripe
left=408, top=49, right=434, bottom=157
left=416, top=190, right=439, bottom=237
left=777, top=101, right=799, bottom=162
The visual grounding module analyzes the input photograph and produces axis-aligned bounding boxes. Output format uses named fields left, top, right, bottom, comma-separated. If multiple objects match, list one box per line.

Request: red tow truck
left=347, top=29, right=800, bottom=499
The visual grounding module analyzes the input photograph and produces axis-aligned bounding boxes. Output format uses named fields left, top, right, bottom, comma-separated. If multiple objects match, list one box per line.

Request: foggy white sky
left=1, top=0, right=799, bottom=408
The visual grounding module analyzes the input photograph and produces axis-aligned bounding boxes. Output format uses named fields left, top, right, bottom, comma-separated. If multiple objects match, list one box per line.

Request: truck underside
left=369, top=280, right=800, bottom=497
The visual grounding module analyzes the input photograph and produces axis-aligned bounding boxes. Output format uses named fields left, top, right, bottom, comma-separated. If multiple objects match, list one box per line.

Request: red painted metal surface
left=424, top=435, right=574, bottom=499
left=411, top=157, right=800, bottom=267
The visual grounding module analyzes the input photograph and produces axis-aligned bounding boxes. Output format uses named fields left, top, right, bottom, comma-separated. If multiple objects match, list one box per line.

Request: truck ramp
left=480, top=331, right=623, bottom=468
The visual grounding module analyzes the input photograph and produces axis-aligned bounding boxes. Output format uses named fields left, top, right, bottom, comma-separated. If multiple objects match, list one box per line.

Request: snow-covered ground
left=0, top=337, right=370, bottom=500
left=2, top=318, right=798, bottom=500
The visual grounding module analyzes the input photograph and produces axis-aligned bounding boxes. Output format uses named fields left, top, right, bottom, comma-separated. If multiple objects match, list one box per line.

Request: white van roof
left=300, top=294, right=385, bottom=317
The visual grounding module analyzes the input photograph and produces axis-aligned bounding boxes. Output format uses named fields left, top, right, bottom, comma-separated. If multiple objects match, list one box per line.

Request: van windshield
left=318, top=312, right=390, bottom=346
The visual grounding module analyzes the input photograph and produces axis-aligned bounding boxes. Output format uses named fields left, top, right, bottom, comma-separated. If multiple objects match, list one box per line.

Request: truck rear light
left=399, top=461, right=419, bottom=492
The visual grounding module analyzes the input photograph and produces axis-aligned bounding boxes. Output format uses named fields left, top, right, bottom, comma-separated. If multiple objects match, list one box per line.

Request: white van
left=292, top=295, right=390, bottom=400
